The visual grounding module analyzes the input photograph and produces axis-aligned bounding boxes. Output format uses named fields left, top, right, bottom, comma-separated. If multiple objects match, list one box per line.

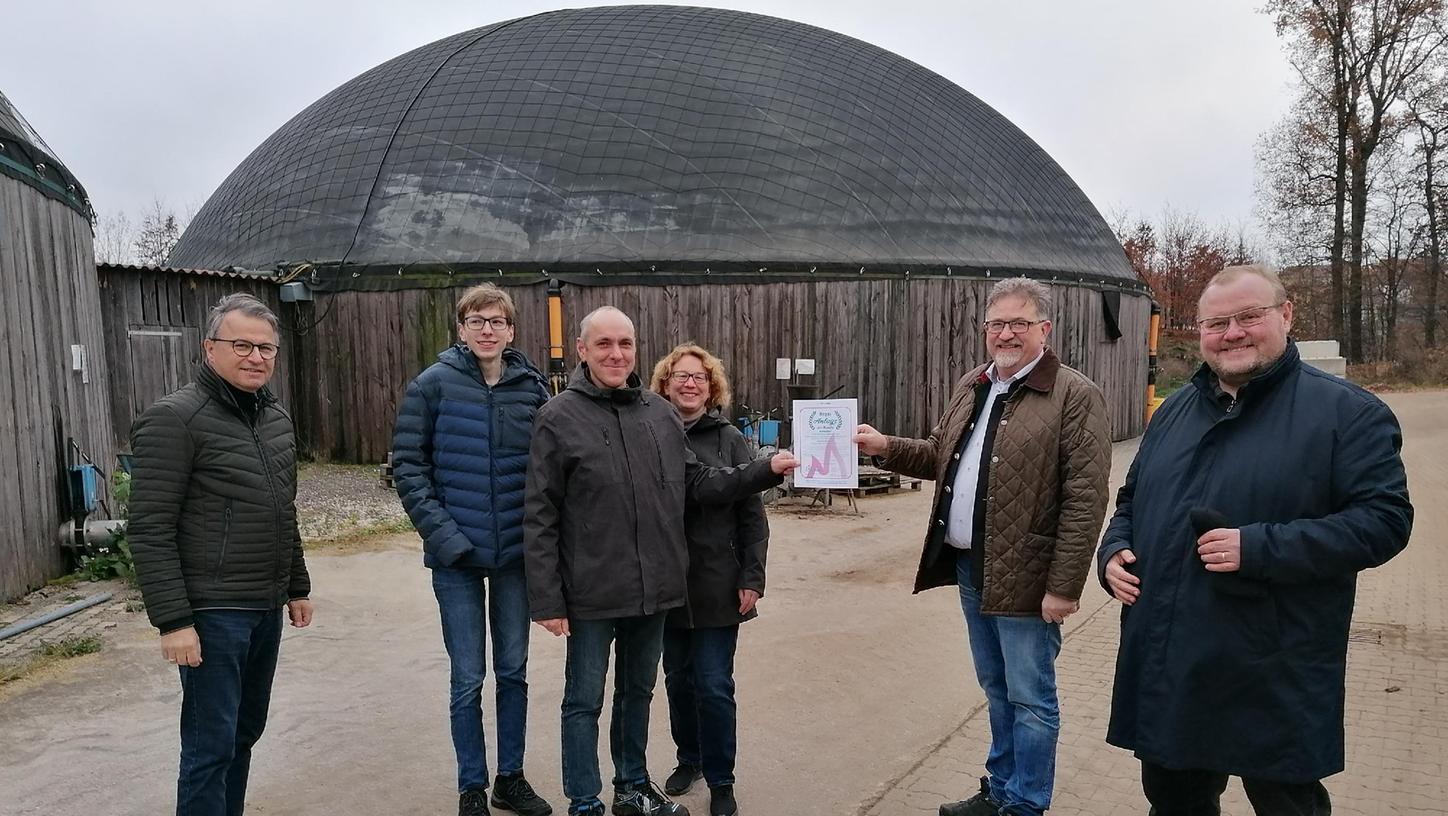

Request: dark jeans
left=176, top=608, right=283, bottom=816
left=662, top=625, right=741, bottom=787
left=957, top=552, right=1062, bottom=816
left=432, top=565, right=532, bottom=791
left=561, top=613, right=668, bottom=814
left=1142, top=761, right=1332, bottom=816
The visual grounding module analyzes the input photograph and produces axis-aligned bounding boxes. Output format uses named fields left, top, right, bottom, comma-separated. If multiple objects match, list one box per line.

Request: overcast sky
left=3, top=0, right=1294, bottom=235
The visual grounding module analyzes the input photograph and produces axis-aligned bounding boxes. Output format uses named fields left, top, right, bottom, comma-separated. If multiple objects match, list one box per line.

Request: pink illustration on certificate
left=791, top=398, right=858, bottom=489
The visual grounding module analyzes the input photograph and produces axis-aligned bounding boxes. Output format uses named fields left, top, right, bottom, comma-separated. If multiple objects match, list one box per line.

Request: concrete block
left=1296, top=339, right=1341, bottom=357
left=1304, top=357, right=1348, bottom=377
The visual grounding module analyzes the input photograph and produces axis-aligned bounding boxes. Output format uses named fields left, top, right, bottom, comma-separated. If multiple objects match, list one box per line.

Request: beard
left=991, top=346, right=1025, bottom=371
left=1207, top=344, right=1278, bottom=385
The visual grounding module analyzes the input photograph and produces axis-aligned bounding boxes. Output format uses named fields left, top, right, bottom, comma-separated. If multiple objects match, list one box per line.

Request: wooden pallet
left=847, top=466, right=922, bottom=497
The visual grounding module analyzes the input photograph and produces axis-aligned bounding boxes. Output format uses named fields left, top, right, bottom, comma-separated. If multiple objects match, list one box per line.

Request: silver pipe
left=56, top=519, right=126, bottom=548
left=0, top=591, right=115, bottom=641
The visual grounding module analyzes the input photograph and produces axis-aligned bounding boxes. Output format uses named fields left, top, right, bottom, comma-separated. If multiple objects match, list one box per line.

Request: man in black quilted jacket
left=130, top=293, right=312, bottom=816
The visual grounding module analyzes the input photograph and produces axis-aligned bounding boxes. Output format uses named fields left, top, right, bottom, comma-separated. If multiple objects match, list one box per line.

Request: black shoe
left=708, top=785, right=737, bottom=816
left=664, top=764, right=703, bottom=796
left=492, top=773, right=553, bottom=816
left=938, top=776, right=999, bottom=816
left=460, top=788, right=493, bottom=816
left=612, top=779, right=690, bottom=816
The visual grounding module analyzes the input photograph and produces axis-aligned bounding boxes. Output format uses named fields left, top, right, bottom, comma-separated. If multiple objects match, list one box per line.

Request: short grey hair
left=207, top=293, right=280, bottom=339
left=985, top=277, right=1052, bottom=319
left=578, top=305, right=634, bottom=342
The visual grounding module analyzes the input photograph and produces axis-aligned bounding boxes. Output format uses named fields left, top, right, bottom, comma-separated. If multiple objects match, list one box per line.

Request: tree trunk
left=1348, top=153, right=1368, bottom=362
left=1426, top=137, right=1443, bottom=348
left=1330, top=93, right=1350, bottom=345
left=1328, top=0, right=1351, bottom=346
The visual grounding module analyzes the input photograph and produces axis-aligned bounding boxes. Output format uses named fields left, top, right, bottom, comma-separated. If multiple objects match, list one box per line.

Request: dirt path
left=1, top=391, right=1440, bottom=816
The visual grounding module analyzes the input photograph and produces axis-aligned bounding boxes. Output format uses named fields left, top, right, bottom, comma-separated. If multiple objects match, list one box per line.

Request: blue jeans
left=662, top=625, right=740, bottom=787
left=561, top=613, right=668, bottom=814
left=957, top=551, right=1062, bottom=816
left=176, top=608, right=283, bottom=816
left=432, top=565, right=532, bottom=792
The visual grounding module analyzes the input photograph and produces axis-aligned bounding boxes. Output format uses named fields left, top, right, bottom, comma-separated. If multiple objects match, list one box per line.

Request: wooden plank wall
left=285, top=279, right=1149, bottom=463
left=0, top=181, right=116, bottom=600
left=96, top=268, right=291, bottom=445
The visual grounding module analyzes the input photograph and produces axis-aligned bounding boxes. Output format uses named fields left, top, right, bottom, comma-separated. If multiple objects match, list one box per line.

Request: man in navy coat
left=1097, top=265, right=1412, bottom=815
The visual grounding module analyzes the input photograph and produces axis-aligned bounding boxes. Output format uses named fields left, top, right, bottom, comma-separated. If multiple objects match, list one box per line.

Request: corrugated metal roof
left=97, top=262, right=277, bottom=280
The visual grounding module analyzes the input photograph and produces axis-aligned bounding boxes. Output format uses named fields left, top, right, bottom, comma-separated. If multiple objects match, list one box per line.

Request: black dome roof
left=0, top=90, right=90, bottom=217
left=168, top=5, right=1132, bottom=282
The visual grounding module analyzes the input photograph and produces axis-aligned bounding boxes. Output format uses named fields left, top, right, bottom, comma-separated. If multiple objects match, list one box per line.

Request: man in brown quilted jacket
left=856, top=277, right=1112, bottom=816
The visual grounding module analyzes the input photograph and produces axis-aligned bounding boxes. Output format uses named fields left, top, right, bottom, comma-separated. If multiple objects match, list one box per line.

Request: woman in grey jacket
left=649, top=344, right=769, bottom=816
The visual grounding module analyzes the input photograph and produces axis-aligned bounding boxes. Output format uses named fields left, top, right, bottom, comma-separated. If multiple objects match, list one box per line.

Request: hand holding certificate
left=791, top=398, right=858, bottom=489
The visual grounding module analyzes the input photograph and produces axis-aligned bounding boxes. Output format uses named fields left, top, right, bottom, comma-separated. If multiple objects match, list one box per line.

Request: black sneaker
left=492, top=773, right=553, bottom=816
left=938, top=776, right=999, bottom=816
left=460, top=787, right=492, bottom=816
left=612, top=779, right=689, bottom=816
left=664, top=764, right=703, bottom=796
left=708, top=785, right=737, bottom=816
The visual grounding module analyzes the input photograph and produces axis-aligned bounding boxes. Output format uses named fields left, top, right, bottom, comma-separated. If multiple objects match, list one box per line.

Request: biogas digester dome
left=169, top=5, right=1135, bottom=285
left=171, top=6, right=1149, bottom=460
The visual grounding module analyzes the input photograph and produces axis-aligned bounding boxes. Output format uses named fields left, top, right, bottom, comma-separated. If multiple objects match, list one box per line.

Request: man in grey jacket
left=525, top=307, right=795, bottom=816
left=130, top=293, right=311, bottom=816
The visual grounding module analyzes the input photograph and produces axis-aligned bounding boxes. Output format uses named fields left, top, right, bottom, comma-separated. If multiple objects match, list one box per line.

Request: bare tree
left=132, top=199, right=184, bottom=266
left=93, top=210, right=135, bottom=264
left=1365, top=139, right=1426, bottom=358
left=1407, top=48, right=1448, bottom=346
left=1266, top=0, right=1356, bottom=343
left=1256, top=103, right=1339, bottom=269
left=1342, top=0, right=1445, bottom=360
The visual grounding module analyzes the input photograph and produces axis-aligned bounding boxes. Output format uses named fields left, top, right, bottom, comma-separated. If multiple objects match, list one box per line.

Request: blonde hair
left=1201, top=264, right=1288, bottom=308
left=650, top=343, right=733, bottom=412
left=455, top=283, right=517, bottom=324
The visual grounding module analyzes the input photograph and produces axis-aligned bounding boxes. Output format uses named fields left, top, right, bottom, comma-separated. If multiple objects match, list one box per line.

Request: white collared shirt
left=945, top=349, right=1044, bottom=549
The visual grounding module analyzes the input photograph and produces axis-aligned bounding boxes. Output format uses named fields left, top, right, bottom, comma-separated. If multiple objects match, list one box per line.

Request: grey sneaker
left=938, top=776, right=999, bottom=816
left=460, top=787, right=493, bottom=816
left=492, top=773, right=553, bottom=816
left=612, top=779, right=689, bottom=816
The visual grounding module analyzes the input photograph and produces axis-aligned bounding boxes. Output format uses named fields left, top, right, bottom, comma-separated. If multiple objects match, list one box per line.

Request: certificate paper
left=791, top=398, right=859, bottom=489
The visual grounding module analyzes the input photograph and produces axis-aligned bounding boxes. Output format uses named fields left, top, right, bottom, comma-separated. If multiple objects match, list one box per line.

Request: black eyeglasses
left=669, top=372, right=709, bottom=384
left=210, top=337, right=279, bottom=359
left=462, top=316, right=512, bottom=331
left=983, top=319, right=1046, bottom=335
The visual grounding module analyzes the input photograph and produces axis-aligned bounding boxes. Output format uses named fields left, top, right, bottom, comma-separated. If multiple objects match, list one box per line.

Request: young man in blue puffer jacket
left=392, top=283, right=554, bottom=816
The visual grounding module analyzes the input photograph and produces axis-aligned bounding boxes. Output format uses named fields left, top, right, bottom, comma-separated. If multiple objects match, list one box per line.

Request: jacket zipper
left=645, top=422, right=667, bottom=487
left=487, top=385, right=500, bottom=564
left=214, top=500, right=233, bottom=581
left=250, top=418, right=283, bottom=597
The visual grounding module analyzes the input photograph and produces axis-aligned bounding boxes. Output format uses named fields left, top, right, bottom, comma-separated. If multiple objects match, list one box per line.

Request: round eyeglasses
left=210, top=337, right=279, bottom=359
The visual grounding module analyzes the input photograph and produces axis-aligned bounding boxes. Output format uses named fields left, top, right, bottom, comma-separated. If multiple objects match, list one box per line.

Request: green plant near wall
left=76, top=471, right=136, bottom=584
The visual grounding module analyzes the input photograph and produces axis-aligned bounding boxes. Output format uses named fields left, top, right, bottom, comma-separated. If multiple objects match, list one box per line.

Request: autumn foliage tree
left=1112, top=209, right=1259, bottom=330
